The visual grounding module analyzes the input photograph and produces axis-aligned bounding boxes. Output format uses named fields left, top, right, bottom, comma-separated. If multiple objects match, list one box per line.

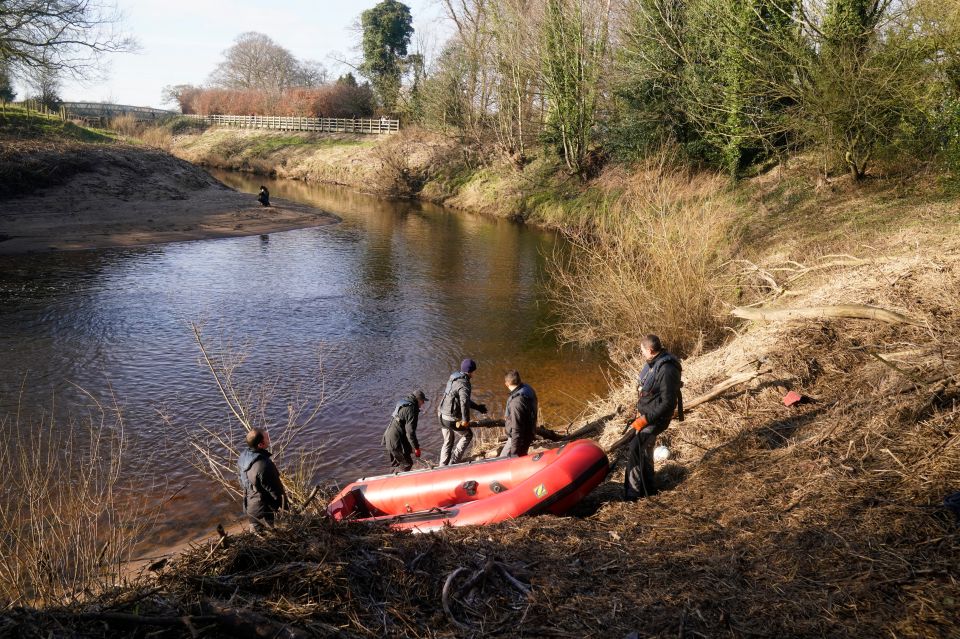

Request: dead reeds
left=547, top=158, right=738, bottom=361
left=0, top=396, right=162, bottom=607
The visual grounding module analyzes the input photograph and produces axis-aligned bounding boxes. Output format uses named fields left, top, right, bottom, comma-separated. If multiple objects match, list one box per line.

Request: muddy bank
left=0, top=145, right=338, bottom=254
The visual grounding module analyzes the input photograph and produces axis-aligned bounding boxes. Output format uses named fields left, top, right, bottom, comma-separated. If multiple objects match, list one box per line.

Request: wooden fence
left=185, top=113, right=400, bottom=134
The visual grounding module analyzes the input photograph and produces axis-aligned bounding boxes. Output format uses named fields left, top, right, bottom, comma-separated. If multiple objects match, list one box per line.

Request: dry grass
left=139, top=125, right=173, bottom=150
left=167, top=126, right=461, bottom=196
left=0, top=398, right=162, bottom=608
left=108, top=114, right=141, bottom=137
left=548, top=159, right=739, bottom=361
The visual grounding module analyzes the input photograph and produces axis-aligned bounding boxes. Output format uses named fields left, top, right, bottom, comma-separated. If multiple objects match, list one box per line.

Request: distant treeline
left=171, top=80, right=376, bottom=119
left=163, top=31, right=378, bottom=118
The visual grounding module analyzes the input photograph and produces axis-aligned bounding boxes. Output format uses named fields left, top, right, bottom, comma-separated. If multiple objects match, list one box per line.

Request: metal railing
left=185, top=113, right=400, bottom=134
left=60, top=102, right=177, bottom=122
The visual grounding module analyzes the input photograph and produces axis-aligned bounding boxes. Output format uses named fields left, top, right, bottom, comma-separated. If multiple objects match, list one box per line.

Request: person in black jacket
left=382, top=390, right=428, bottom=471
left=237, top=428, right=287, bottom=529
left=499, top=370, right=538, bottom=457
left=437, top=358, right=488, bottom=465
left=625, top=334, right=682, bottom=500
left=257, top=186, right=270, bottom=207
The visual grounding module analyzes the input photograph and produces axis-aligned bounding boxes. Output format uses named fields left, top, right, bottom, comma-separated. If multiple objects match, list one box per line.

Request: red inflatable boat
left=326, top=439, right=609, bottom=532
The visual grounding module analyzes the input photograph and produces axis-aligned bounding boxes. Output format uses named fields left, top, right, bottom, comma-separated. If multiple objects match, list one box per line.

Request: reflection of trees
left=197, top=169, right=611, bottom=431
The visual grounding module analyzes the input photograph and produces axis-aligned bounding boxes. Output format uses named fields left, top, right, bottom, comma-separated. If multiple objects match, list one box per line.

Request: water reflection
left=0, top=171, right=609, bottom=548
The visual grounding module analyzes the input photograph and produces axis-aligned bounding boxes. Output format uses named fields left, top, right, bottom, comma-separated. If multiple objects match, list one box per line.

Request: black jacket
left=237, top=448, right=287, bottom=520
left=504, top=383, right=538, bottom=446
left=382, top=394, right=421, bottom=453
left=636, top=351, right=682, bottom=436
left=438, top=371, right=482, bottom=424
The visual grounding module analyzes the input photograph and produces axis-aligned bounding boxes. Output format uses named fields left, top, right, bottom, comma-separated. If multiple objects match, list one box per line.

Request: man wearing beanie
left=437, top=358, right=488, bottom=465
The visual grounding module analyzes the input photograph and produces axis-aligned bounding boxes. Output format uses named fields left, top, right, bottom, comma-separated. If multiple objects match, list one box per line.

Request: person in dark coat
left=625, top=334, right=682, bottom=500
left=437, top=358, right=488, bottom=465
left=382, top=390, right=428, bottom=471
left=499, top=370, right=538, bottom=457
left=257, top=186, right=270, bottom=207
left=237, top=428, right=287, bottom=529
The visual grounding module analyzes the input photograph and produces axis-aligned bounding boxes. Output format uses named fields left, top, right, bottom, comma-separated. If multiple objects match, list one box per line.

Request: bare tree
left=488, top=0, right=542, bottom=162
left=541, top=0, right=612, bottom=177
left=24, top=65, right=62, bottom=108
left=173, top=322, right=334, bottom=507
left=0, top=0, right=134, bottom=77
left=208, top=32, right=327, bottom=93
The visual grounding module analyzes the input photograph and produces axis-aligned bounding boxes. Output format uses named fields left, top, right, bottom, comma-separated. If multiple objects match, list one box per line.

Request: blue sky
left=40, top=0, right=448, bottom=109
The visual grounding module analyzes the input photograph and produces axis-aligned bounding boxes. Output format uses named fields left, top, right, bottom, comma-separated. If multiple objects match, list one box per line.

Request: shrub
left=547, top=157, right=737, bottom=361
left=140, top=125, right=173, bottom=150
left=0, top=404, right=161, bottom=606
left=175, top=84, right=376, bottom=118
left=108, top=113, right=141, bottom=137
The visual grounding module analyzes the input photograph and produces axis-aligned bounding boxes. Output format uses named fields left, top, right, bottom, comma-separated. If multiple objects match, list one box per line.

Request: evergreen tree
left=0, top=62, right=15, bottom=102
left=337, top=73, right=359, bottom=87
left=359, top=0, right=414, bottom=112
left=612, top=0, right=696, bottom=161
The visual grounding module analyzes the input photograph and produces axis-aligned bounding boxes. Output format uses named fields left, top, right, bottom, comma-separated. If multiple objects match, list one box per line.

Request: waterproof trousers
left=499, top=436, right=531, bottom=458
left=387, top=447, right=413, bottom=472
left=438, top=416, right=473, bottom=465
left=625, top=431, right=657, bottom=500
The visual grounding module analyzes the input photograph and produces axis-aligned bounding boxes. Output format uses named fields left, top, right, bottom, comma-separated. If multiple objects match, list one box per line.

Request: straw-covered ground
left=4, top=215, right=958, bottom=637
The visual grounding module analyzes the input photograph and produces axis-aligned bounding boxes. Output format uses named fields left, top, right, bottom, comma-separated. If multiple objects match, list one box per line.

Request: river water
left=0, top=171, right=609, bottom=548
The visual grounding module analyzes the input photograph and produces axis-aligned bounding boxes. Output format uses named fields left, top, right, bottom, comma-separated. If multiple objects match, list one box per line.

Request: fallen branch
left=536, top=426, right=564, bottom=441
left=472, top=418, right=564, bottom=442
left=495, top=561, right=532, bottom=594
left=783, top=254, right=895, bottom=284
left=732, top=304, right=921, bottom=326
left=605, top=368, right=771, bottom=454
left=684, top=367, right=772, bottom=411
left=605, top=426, right=637, bottom=454
left=294, top=486, right=321, bottom=514
left=441, top=567, right=475, bottom=632
left=562, top=412, right=617, bottom=440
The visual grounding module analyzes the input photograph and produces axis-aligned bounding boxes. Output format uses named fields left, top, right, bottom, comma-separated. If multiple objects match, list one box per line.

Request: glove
left=458, top=420, right=472, bottom=429
left=476, top=403, right=488, bottom=414
left=630, top=415, right=648, bottom=432
left=414, top=448, right=421, bottom=458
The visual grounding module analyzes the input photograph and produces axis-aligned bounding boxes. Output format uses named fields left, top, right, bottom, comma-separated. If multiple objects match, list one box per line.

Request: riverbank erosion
left=6, top=215, right=959, bottom=636
left=0, top=116, right=338, bottom=254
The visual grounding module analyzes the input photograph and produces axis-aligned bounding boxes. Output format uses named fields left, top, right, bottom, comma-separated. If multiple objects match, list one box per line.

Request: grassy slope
left=0, top=106, right=121, bottom=198
left=5, top=121, right=960, bottom=636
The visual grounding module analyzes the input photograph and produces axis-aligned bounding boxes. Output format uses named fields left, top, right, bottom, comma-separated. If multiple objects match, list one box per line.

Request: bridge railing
left=185, top=113, right=400, bottom=134
left=61, top=102, right=177, bottom=121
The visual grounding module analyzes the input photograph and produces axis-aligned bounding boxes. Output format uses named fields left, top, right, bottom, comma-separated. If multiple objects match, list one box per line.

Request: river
left=0, top=171, right=609, bottom=548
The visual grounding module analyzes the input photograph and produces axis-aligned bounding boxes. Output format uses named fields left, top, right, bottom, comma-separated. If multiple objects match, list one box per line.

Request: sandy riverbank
left=0, top=145, right=338, bottom=255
